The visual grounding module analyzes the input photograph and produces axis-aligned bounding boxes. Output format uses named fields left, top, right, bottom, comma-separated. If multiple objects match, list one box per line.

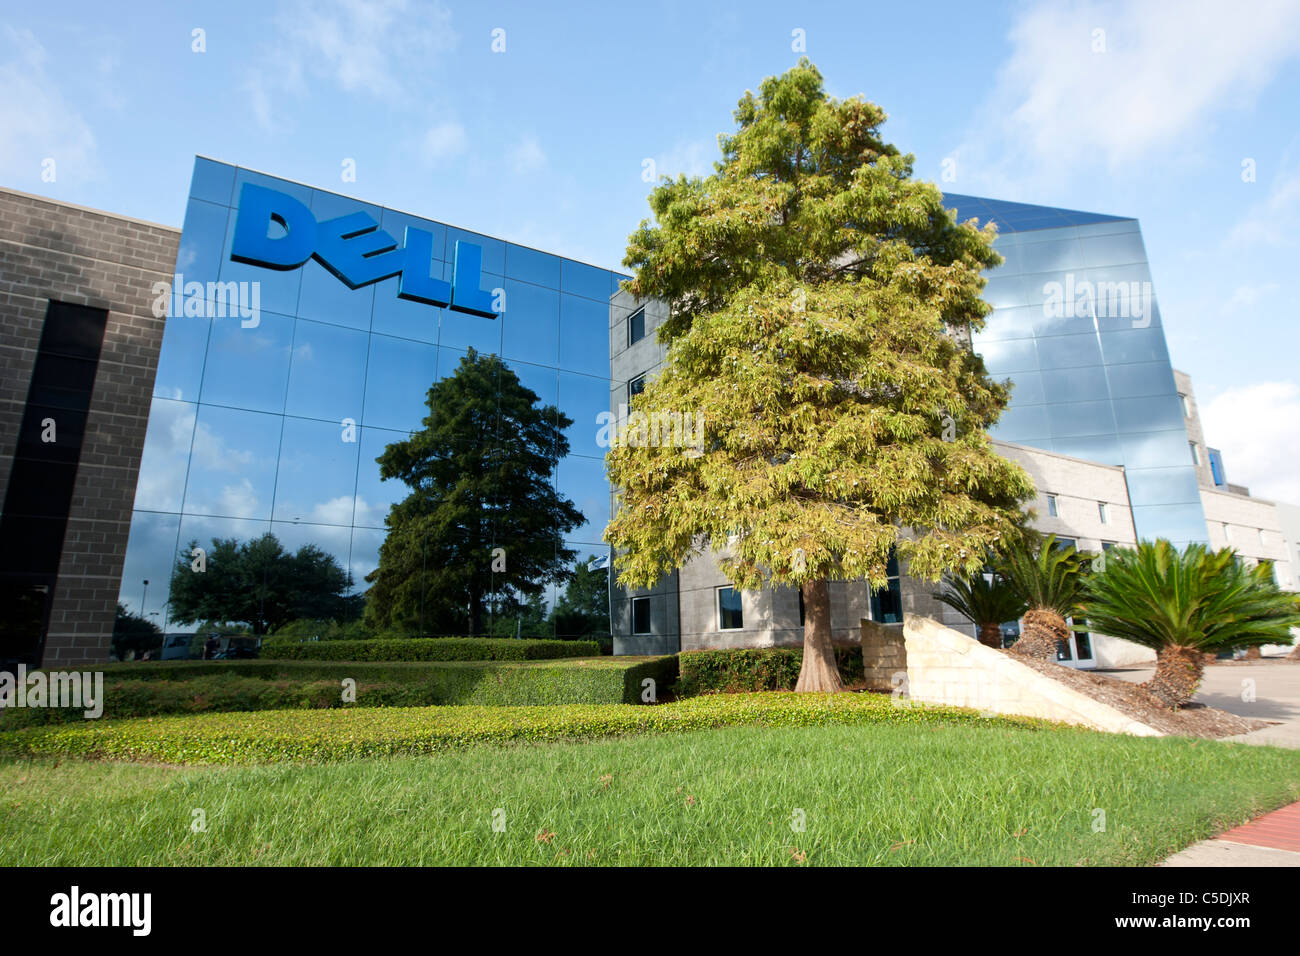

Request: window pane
left=718, top=587, right=743, bottom=629
left=632, top=597, right=651, bottom=634
left=180, top=405, right=283, bottom=520
left=501, top=280, right=559, bottom=367
left=559, top=371, right=612, bottom=459
left=362, top=335, right=441, bottom=431
left=133, top=397, right=197, bottom=513
left=284, top=318, right=369, bottom=423
left=353, top=426, right=410, bottom=529
left=271, top=416, right=362, bottom=525
left=199, top=311, right=294, bottom=414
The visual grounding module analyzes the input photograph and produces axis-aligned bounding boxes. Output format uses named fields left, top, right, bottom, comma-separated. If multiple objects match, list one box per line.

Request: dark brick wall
left=0, top=188, right=180, bottom=666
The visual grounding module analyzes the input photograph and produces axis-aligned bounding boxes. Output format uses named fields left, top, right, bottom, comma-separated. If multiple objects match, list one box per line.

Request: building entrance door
left=1056, top=619, right=1096, bottom=669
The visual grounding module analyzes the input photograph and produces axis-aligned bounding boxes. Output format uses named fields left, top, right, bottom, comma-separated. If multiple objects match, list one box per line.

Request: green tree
left=486, top=592, right=551, bottom=639
left=365, top=348, right=585, bottom=636
left=111, top=603, right=163, bottom=660
left=606, top=61, right=1034, bottom=691
left=1082, top=541, right=1300, bottom=707
left=168, top=533, right=355, bottom=635
left=550, top=560, right=612, bottom=639
left=933, top=570, right=1027, bottom=649
left=995, top=534, right=1086, bottom=660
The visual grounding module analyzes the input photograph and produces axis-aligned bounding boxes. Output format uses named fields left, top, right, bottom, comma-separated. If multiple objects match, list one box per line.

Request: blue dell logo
left=230, top=183, right=500, bottom=318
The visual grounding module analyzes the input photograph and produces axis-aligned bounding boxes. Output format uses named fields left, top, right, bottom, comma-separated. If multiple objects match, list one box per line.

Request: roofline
left=195, top=155, right=631, bottom=279
left=0, top=185, right=180, bottom=234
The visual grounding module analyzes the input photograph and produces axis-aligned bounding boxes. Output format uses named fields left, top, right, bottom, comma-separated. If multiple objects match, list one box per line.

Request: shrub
left=0, top=692, right=1039, bottom=764
left=677, top=646, right=863, bottom=697
left=258, top=637, right=599, bottom=662
left=0, top=658, right=678, bottom=727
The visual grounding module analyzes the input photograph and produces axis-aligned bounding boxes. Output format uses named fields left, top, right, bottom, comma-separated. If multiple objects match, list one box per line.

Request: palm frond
left=933, top=573, right=1026, bottom=628
left=995, top=533, right=1084, bottom=617
left=1081, top=540, right=1300, bottom=652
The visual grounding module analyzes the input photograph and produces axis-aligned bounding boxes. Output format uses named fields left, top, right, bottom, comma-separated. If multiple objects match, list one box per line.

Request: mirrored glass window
left=180, top=404, right=283, bottom=520
left=353, top=426, right=411, bottom=529
left=117, top=511, right=183, bottom=619
left=284, top=318, right=368, bottom=423
left=133, top=398, right=197, bottom=513
left=199, top=311, right=294, bottom=414
left=501, top=279, right=559, bottom=367
left=362, top=335, right=441, bottom=431
left=189, top=158, right=236, bottom=205
left=1036, top=333, right=1104, bottom=370
left=559, top=371, right=613, bottom=459
left=1047, top=400, right=1116, bottom=439
left=557, top=455, right=610, bottom=545
left=506, top=243, right=561, bottom=289
left=1041, top=365, right=1110, bottom=404
left=1112, top=395, right=1185, bottom=434
left=561, top=294, right=614, bottom=377
left=296, top=257, right=375, bottom=332
left=271, top=416, right=362, bottom=525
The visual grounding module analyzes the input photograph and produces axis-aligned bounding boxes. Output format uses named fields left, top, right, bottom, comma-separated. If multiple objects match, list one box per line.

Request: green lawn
left=3, top=717, right=1298, bottom=865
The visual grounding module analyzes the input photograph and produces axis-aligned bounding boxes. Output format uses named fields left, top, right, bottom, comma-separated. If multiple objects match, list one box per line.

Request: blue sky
left=3, top=0, right=1299, bottom=501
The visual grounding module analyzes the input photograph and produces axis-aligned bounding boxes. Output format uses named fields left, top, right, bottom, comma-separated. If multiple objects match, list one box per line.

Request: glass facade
left=946, top=193, right=1208, bottom=548
left=119, top=158, right=626, bottom=630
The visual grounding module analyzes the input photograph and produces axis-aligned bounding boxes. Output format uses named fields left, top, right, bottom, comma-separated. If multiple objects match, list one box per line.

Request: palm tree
left=1082, top=540, right=1300, bottom=708
left=933, top=572, right=1027, bottom=648
left=996, top=534, right=1085, bottom=660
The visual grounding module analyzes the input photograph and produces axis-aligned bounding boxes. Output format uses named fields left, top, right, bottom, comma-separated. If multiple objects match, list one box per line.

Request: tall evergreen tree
left=365, top=348, right=584, bottom=636
left=606, top=61, right=1034, bottom=691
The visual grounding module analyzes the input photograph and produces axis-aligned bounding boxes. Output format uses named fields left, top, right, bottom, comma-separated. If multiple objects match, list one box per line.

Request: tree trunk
left=795, top=579, right=845, bottom=693
left=1009, top=608, right=1069, bottom=660
left=1244, top=646, right=1262, bottom=660
left=1143, top=645, right=1205, bottom=709
left=977, top=622, right=1003, bottom=649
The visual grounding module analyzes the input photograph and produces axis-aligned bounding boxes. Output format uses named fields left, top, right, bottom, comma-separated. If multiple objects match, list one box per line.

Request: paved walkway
left=1103, top=657, right=1300, bottom=748
left=1099, top=658, right=1300, bottom=865
left=1161, top=800, right=1300, bottom=867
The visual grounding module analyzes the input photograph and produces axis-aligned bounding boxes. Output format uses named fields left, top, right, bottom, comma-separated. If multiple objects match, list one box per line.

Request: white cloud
left=1220, top=281, right=1281, bottom=315
left=248, top=0, right=457, bottom=130
left=508, top=134, right=547, bottom=174
left=420, top=121, right=467, bottom=165
left=1201, top=381, right=1300, bottom=504
left=952, top=0, right=1300, bottom=193
left=0, top=26, right=98, bottom=183
left=1226, top=163, right=1300, bottom=247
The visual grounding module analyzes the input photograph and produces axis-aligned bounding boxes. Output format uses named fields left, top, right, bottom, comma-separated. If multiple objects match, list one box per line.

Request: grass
left=2, top=720, right=1298, bottom=865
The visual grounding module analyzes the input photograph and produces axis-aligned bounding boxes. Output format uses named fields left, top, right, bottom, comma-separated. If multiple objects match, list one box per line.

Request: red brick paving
left=1217, top=800, right=1300, bottom=853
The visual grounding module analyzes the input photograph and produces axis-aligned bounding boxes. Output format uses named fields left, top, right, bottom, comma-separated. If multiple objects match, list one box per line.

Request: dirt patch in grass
left=1012, top=654, right=1270, bottom=739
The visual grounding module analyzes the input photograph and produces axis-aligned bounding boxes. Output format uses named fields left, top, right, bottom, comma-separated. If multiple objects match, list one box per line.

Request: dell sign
left=230, top=183, right=499, bottom=317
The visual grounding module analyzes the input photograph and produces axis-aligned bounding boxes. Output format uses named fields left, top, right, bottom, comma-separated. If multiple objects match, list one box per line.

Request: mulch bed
left=1009, top=653, right=1272, bottom=739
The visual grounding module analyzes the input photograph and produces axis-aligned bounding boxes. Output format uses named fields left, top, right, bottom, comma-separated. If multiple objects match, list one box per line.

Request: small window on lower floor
left=718, top=587, right=744, bottom=630
left=632, top=597, right=651, bottom=635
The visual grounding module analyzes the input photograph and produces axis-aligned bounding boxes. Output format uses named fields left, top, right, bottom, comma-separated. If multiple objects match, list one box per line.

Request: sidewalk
left=1161, top=799, right=1300, bottom=866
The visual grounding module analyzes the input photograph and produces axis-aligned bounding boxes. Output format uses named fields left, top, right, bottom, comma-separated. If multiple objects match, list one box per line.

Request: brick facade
left=0, top=187, right=179, bottom=666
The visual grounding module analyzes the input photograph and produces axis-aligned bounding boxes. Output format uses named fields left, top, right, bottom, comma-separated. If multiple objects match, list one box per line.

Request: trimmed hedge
left=677, top=646, right=865, bottom=697
left=0, top=692, right=1042, bottom=764
left=0, top=657, right=678, bottom=727
left=258, top=637, right=600, bottom=662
